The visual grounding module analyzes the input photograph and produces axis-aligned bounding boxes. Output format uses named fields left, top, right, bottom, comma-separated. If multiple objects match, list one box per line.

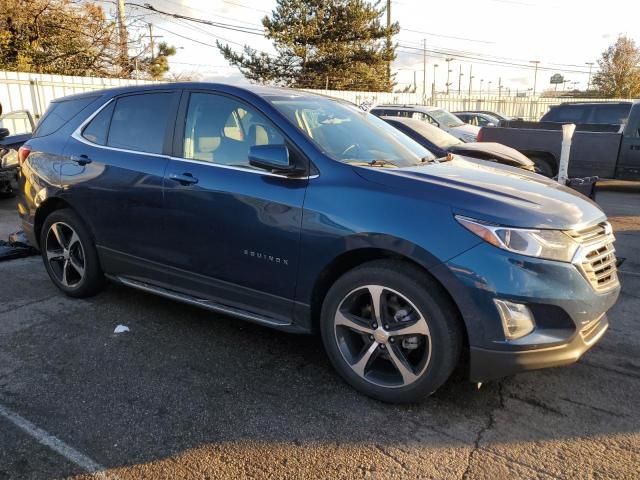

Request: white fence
left=0, top=71, right=634, bottom=123
left=0, top=71, right=159, bottom=119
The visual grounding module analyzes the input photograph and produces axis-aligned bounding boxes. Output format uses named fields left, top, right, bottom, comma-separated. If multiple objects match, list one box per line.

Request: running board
left=115, top=276, right=291, bottom=328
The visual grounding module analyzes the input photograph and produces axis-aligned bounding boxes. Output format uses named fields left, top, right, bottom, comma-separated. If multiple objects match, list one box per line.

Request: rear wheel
left=40, top=209, right=105, bottom=298
left=320, top=260, right=462, bottom=403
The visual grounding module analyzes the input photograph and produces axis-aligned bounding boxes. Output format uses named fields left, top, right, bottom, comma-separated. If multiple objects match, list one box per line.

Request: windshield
left=269, top=96, right=426, bottom=167
left=429, top=109, right=465, bottom=128
left=366, top=114, right=435, bottom=161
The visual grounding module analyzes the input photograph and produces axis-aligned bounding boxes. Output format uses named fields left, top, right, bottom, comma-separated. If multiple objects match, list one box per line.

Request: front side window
left=427, top=109, right=464, bottom=128
left=413, top=112, right=438, bottom=126
left=107, top=93, right=174, bottom=154
left=182, top=93, right=284, bottom=168
left=590, top=104, right=631, bottom=125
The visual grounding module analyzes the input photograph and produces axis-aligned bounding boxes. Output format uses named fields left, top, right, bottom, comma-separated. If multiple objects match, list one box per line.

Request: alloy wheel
left=45, top=222, right=86, bottom=288
left=334, top=285, right=432, bottom=388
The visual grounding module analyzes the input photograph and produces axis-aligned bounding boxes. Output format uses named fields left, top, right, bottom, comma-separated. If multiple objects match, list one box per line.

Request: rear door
left=63, top=90, right=180, bottom=269
left=161, top=90, right=308, bottom=321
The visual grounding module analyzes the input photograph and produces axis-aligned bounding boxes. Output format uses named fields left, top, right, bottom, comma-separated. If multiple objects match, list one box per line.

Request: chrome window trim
left=71, top=97, right=317, bottom=180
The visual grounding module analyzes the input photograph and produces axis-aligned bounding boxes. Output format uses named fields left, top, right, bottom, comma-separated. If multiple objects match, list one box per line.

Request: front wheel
left=320, top=260, right=463, bottom=403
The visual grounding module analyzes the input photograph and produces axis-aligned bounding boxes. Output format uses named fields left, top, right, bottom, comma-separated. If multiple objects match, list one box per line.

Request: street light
left=488, top=80, right=493, bottom=96
left=432, top=64, right=439, bottom=99
left=479, top=78, right=484, bottom=96
left=445, top=57, right=453, bottom=95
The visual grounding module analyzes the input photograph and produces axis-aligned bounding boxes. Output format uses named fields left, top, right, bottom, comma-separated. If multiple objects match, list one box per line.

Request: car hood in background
left=447, top=123, right=480, bottom=140
left=448, top=142, right=535, bottom=168
left=354, top=156, right=605, bottom=230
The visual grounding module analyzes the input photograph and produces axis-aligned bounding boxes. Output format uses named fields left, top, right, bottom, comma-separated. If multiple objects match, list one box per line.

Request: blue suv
left=17, top=84, right=620, bottom=403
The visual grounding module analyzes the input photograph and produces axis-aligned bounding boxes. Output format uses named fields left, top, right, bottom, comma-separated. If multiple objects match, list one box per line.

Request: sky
left=120, top=0, right=640, bottom=94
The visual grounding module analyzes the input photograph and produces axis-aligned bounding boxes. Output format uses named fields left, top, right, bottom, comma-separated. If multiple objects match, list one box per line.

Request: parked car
left=370, top=105, right=480, bottom=142
left=381, top=116, right=535, bottom=171
left=0, top=110, right=35, bottom=197
left=18, top=84, right=620, bottom=403
left=479, top=101, right=640, bottom=179
left=471, top=111, right=523, bottom=122
left=453, top=112, right=501, bottom=127
left=540, top=101, right=635, bottom=126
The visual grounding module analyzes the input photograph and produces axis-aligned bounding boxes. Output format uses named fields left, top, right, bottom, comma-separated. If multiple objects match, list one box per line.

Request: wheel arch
left=33, top=197, right=94, bottom=249
left=308, top=247, right=470, bottom=353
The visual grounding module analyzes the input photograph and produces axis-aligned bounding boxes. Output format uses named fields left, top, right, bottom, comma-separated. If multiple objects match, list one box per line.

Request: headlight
left=455, top=215, right=579, bottom=262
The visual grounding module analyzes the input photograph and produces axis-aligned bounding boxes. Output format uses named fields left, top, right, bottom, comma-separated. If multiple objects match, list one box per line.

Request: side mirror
left=486, top=122, right=496, bottom=127
left=249, top=144, right=299, bottom=175
left=0, top=128, right=9, bottom=140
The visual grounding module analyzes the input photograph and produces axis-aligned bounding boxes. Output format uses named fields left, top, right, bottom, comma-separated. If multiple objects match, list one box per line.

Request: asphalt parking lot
left=1, top=186, right=639, bottom=480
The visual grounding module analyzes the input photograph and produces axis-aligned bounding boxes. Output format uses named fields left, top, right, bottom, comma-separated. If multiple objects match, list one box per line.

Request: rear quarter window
left=33, top=96, right=97, bottom=138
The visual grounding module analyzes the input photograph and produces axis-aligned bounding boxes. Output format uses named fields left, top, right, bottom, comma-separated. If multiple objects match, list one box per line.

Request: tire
left=40, top=208, right=105, bottom=298
left=320, top=260, right=463, bottom=403
left=531, top=157, right=555, bottom=177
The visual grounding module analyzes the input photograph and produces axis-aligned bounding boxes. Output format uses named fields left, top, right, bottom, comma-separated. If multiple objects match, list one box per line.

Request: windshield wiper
left=367, top=159, right=398, bottom=167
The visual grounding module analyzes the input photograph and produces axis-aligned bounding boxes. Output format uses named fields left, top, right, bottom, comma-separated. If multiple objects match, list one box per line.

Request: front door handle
left=169, top=172, right=199, bottom=185
left=70, top=154, right=92, bottom=166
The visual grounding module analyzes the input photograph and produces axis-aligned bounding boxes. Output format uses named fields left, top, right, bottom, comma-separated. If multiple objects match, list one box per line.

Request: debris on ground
left=114, top=325, right=130, bottom=334
left=0, top=230, right=38, bottom=261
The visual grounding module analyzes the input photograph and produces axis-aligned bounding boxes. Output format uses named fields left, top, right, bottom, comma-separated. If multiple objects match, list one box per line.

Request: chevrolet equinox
left=17, top=84, right=620, bottom=403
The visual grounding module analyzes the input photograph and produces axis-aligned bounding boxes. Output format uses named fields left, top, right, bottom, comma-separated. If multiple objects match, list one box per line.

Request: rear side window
left=107, top=93, right=173, bottom=154
left=590, top=104, right=631, bottom=124
left=82, top=102, right=115, bottom=145
left=33, top=97, right=97, bottom=137
left=543, top=105, right=588, bottom=123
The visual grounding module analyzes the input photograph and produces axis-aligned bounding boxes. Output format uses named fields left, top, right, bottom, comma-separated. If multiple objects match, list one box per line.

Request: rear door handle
left=169, top=172, right=199, bottom=185
left=70, top=154, right=92, bottom=166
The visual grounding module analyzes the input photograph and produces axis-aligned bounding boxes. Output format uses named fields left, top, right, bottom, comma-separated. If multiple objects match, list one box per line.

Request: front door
left=162, top=91, right=308, bottom=321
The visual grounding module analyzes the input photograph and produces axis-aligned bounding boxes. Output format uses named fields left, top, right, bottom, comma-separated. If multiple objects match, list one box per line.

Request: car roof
left=372, top=104, right=440, bottom=112
left=380, top=115, right=449, bottom=134
left=553, top=101, right=637, bottom=107
left=48, top=82, right=329, bottom=104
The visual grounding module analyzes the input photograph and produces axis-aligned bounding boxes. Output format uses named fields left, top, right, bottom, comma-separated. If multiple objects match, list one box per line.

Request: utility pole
left=386, top=0, right=392, bottom=88
left=148, top=24, right=155, bottom=60
left=530, top=60, right=540, bottom=96
left=468, top=64, right=473, bottom=98
left=498, top=77, right=502, bottom=101
left=116, top=0, right=128, bottom=76
left=432, top=64, right=438, bottom=100
left=458, top=65, right=463, bottom=95
left=422, top=38, right=427, bottom=104
left=586, top=62, right=594, bottom=91
left=413, top=70, right=417, bottom=93
left=445, top=57, right=453, bottom=95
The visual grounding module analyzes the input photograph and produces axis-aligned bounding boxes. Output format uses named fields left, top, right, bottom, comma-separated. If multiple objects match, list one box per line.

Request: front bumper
left=469, top=313, right=609, bottom=381
left=433, top=242, right=620, bottom=382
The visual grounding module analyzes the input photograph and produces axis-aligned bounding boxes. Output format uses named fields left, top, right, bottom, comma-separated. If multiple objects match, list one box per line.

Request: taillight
left=18, top=145, right=31, bottom=166
left=476, top=128, right=484, bottom=142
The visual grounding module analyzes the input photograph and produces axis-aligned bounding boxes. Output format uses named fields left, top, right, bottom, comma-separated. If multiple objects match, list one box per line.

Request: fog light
left=494, top=300, right=535, bottom=340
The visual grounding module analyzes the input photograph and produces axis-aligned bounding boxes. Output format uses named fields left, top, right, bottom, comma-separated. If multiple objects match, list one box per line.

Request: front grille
left=568, top=222, right=618, bottom=292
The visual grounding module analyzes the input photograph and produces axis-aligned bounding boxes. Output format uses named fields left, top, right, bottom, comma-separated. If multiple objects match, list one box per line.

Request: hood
left=447, top=123, right=480, bottom=140
left=448, top=142, right=535, bottom=168
left=354, top=156, right=605, bottom=230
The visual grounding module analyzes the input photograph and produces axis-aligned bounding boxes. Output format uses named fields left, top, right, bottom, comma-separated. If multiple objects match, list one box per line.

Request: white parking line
left=0, top=403, right=112, bottom=478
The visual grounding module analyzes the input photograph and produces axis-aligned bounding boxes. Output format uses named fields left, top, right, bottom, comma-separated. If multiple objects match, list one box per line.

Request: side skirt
left=110, top=275, right=309, bottom=334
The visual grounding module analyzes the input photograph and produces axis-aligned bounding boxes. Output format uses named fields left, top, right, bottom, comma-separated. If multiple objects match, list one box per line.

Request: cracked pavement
left=0, top=188, right=639, bottom=479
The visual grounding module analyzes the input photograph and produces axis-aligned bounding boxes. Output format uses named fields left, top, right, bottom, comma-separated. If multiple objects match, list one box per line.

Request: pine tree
left=218, top=0, right=398, bottom=92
